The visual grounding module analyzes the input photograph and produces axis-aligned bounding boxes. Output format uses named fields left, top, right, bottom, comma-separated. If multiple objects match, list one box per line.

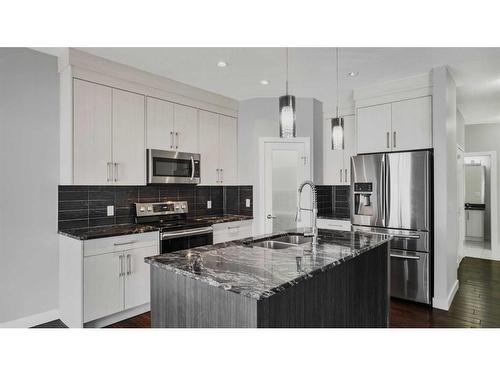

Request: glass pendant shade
left=279, top=95, right=296, bottom=138
left=331, top=117, right=344, bottom=150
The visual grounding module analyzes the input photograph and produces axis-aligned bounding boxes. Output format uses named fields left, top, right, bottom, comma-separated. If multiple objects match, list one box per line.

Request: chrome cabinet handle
left=114, top=240, right=135, bottom=246
left=175, top=132, right=179, bottom=149
left=190, top=156, right=195, bottom=180
left=220, top=168, right=223, bottom=184
left=344, top=168, right=348, bottom=183
left=126, top=254, right=131, bottom=275
left=114, top=163, right=118, bottom=182
left=393, top=234, right=420, bottom=240
left=227, top=226, right=240, bottom=230
left=390, top=253, right=420, bottom=260
left=267, top=214, right=277, bottom=219
left=386, top=132, right=390, bottom=148
left=106, top=162, right=112, bottom=182
left=170, top=131, right=174, bottom=149
left=393, top=131, right=397, bottom=148
left=118, top=255, right=124, bottom=277
left=216, top=168, right=220, bottom=183
left=340, top=169, right=342, bottom=182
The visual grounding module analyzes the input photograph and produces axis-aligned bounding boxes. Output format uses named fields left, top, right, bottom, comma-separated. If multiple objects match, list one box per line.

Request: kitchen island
left=145, top=229, right=391, bottom=328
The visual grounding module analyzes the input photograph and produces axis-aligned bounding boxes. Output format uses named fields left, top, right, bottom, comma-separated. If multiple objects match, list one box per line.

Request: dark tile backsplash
left=58, top=184, right=253, bottom=231
left=316, top=185, right=351, bottom=219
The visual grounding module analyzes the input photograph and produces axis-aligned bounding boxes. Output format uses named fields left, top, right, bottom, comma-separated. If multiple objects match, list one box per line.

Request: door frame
left=258, top=137, right=311, bottom=235
left=464, top=151, right=498, bottom=253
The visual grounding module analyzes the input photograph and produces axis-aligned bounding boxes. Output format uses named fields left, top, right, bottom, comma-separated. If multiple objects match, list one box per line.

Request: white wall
left=457, top=109, right=465, bottom=150
left=432, top=66, right=459, bottom=310
left=0, top=48, right=59, bottom=325
left=466, top=123, right=500, bottom=247
left=238, top=97, right=322, bottom=234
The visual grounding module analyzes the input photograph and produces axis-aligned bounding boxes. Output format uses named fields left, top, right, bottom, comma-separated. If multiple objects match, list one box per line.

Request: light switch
left=107, top=205, right=114, bottom=216
left=245, top=199, right=251, bottom=208
left=207, top=200, right=212, bottom=209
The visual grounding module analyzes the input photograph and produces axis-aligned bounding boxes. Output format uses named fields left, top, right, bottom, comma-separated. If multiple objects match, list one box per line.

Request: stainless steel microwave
left=147, top=149, right=200, bottom=184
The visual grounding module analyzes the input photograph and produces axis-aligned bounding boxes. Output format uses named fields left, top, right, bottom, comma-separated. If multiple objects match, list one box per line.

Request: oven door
left=147, top=149, right=200, bottom=184
left=160, top=227, right=213, bottom=254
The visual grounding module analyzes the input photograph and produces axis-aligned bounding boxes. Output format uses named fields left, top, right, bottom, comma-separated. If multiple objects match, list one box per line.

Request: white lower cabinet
left=124, top=246, right=157, bottom=309
left=465, top=210, right=484, bottom=240
left=213, top=220, right=253, bottom=244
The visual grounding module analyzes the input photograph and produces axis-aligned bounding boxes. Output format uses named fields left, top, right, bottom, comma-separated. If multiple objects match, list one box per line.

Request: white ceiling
left=40, top=47, right=500, bottom=124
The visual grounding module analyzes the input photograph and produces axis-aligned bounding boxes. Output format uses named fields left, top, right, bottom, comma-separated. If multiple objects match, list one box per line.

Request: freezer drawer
left=352, top=225, right=430, bottom=253
left=390, top=250, right=430, bottom=304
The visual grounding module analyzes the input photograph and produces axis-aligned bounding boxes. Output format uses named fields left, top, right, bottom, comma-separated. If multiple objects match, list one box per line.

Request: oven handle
left=190, top=156, right=195, bottom=180
left=161, top=227, right=213, bottom=240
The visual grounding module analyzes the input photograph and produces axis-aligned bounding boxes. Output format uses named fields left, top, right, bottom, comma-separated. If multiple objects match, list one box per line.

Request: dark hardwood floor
left=33, top=257, right=500, bottom=328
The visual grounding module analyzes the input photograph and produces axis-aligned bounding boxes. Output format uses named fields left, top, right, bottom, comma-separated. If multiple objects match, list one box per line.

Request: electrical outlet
left=107, top=205, right=114, bottom=216
left=207, top=200, right=212, bottom=209
left=245, top=199, right=251, bottom=208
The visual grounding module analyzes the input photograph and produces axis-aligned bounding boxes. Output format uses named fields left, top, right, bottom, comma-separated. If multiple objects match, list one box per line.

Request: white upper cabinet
left=323, top=114, right=356, bottom=185
left=198, top=110, right=219, bottom=185
left=146, top=97, right=174, bottom=150
left=198, top=111, right=238, bottom=185
left=173, top=104, right=198, bottom=153
left=391, top=96, right=432, bottom=151
left=356, top=96, right=432, bottom=154
left=219, top=115, right=238, bottom=185
left=356, top=103, right=392, bottom=154
left=73, top=80, right=113, bottom=185
left=73, top=79, right=146, bottom=185
left=112, top=89, right=145, bottom=185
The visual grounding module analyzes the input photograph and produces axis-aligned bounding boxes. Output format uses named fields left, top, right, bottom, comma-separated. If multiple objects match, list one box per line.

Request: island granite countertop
left=145, top=228, right=391, bottom=300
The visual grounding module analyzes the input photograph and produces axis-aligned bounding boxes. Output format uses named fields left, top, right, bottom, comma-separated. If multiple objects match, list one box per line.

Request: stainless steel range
left=135, top=201, right=213, bottom=254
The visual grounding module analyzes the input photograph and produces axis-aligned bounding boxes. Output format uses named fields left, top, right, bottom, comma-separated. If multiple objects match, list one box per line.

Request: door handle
left=170, top=131, right=174, bottom=149
left=216, top=168, right=220, bottom=183
left=175, top=132, right=179, bottom=149
left=393, top=131, right=397, bottom=148
left=118, top=255, right=124, bottom=277
left=340, top=169, right=342, bottom=182
left=393, top=234, right=420, bottom=240
left=390, top=253, right=420, bottom=260
left=220, top=168, right=223, bottom=184
left=114, top=240, right=135, bottom=246
left=126, top=254, right=131, bottom=275
left=190, top=156, right=195, bottom=180
left=344, top=168, right=348, bottom=183
left=107, top=162, right=112, bottom=182
left=114, top=163, right=118, bottom=182
left=386, top=132, right=390, bottom=148
left=267, top=214, right=277, bottom=219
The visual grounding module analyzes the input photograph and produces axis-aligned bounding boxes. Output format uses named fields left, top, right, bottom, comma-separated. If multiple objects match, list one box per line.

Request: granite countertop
left=145, top=228, right=391, bottom=300
left=58, top=223, right=159, bottom=240
left=58, top=215, right=253, bottom=240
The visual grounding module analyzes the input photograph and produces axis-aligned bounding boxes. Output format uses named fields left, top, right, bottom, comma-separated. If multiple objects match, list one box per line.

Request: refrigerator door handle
left=380, top=154, right=386, bottom=227
left=385, top=154, right=391, bottom=226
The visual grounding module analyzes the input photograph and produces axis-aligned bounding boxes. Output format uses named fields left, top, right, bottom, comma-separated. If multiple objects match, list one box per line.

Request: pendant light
left=279, top=47, right=296, bottom=138
left=332, top=47, right=344, bottom=150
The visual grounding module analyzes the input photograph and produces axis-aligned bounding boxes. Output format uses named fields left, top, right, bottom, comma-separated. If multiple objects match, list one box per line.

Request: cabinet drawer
left=213, top=220, right=253, bottom=244
left=83, top=231, right=159, bottom=257
left=317, top=219, right=351, bottom=232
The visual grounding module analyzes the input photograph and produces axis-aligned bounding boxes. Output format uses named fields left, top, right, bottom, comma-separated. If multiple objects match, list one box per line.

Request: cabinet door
left=124, top=246, right=158, bottom=310
left=342, top=115, right=356, bottom=185
left=323, top=119, right=344, bottom=184
left=73, top=79, right=112, bottom=185
left=356, top=103, right=392, bottom=154
left=173, top=104, right=198, bottom=152
left=112, top=89, right=146, bottom=185
left=146, top=97, right=174, bottom=150
left=391, top=96, right=432, bottom=151
left=84, top=252, right=124, bottom=323
left=219, top=115, right=238, bottom=185
left=198, top=110, right=220, bottom=185
left=466, top=210, right=484, bottom=239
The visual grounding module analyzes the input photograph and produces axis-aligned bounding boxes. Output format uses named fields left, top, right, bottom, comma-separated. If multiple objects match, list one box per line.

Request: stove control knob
left=140, top=207, right=145, bottom=212
left=147, top=206, right=152, bottom=212
left=181, top=204, right=186, bottom=210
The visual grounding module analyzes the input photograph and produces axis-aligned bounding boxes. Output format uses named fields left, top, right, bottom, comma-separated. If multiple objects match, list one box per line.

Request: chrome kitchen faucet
left=295, top=180, right=318, bottom=248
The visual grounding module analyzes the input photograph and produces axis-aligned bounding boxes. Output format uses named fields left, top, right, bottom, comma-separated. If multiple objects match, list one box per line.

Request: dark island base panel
left=151, top=243, right=390, bottom=328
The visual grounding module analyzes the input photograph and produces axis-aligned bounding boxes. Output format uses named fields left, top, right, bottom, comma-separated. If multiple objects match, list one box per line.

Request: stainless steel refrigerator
left=351, top=150, right=432, bottom=304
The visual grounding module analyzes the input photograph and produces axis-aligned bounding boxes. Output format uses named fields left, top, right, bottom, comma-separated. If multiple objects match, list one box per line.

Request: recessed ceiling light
left=217, top=61, right=228, bottom=68
left=347, top=71, right=359, bottom=77
left=260, top=80, right=270, bottom=85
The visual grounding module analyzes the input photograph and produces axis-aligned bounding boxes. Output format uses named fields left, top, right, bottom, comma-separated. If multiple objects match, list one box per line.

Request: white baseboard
left=433, top=279, right=459, bottom=311
left=0, top=309, right=59, bottom=328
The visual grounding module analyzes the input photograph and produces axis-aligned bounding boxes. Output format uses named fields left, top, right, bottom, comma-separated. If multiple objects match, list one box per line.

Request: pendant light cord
left=286, top=47, right=289, bottom=95
left=336, top=47, right=340, bottom=118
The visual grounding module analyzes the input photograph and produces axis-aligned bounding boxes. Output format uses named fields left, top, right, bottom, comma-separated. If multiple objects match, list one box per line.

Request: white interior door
left=263, top=141, right=310, bottom=234
left=124, top=246, right=158, bottom=310
left=112, top=88, right=146, bottom=185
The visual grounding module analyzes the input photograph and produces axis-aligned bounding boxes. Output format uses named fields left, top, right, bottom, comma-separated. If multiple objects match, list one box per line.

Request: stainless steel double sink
left=251, top=235, right=312, bottom=250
